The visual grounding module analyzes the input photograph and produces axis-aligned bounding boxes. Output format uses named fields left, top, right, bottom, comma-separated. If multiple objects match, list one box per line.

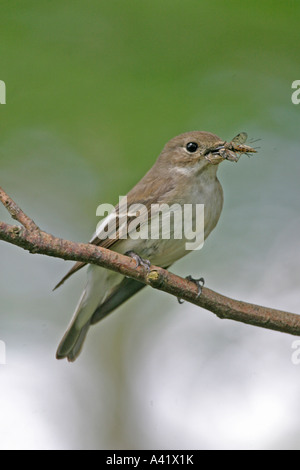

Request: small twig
left=0, top=185, right=300, bottom=337
left=0, top=186, right=40, bottom=232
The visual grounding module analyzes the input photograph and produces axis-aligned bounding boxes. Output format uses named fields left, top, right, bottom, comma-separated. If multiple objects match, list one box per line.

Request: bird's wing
left=53, top=199, right=154, bottom=290
left=53, top=261, right=86, bottom=290
left=90, top=276, right=146, bottom=324
left=53, top=209, right=124, bottom=290
left=53, top=206, right=134, bottom=290
left=53, top=175, right=176, bottom=290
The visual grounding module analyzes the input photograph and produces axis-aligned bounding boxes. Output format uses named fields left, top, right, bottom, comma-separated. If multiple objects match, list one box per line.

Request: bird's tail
left=56, top=284, right=97, bottom=361
left=56, top=265, right=119, bottom=361
left=56, top=317, right=91, bottom=362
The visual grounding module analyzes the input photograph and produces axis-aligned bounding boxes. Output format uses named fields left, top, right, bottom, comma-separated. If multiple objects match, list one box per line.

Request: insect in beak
left=212, top=133, right=258, bottom=163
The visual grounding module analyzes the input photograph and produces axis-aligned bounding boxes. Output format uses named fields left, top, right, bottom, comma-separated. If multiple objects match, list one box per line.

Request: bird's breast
left=114, top=173, right=223, bottom=267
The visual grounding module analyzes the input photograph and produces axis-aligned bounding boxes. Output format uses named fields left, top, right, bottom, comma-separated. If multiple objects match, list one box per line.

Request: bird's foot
left=125, top=251, right=151, bottom=271
left=177, top=275, right=205, bottom=304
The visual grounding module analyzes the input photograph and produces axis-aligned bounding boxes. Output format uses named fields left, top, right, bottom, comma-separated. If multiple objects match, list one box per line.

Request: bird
left=55, top=130, right=256, bottom=361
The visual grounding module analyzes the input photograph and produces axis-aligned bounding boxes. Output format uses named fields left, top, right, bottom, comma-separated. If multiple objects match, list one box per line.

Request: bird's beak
left=204, top=144, right=226, bottom=165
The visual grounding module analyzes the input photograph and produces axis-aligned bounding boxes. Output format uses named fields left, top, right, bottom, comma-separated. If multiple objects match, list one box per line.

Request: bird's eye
left=186, top=142, right=198, bottom=153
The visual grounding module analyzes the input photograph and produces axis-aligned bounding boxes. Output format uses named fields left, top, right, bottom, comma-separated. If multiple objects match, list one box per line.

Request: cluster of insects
left=206, top=132, right=258, bottom=163
left=221, top=132, right=258, bottom=162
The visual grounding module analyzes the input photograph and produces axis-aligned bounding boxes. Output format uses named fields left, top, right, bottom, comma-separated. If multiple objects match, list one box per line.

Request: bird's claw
left=125, top=251, right=151, bottom=271
left=177, top=275, right=205, bottom=304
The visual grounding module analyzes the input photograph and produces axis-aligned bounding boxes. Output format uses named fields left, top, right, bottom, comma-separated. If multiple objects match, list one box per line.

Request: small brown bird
left=55, top=131, right=256, bottom=361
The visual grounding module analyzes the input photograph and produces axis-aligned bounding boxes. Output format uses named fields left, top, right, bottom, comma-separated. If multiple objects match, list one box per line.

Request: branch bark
left=0, top=185, right=300, bottom=336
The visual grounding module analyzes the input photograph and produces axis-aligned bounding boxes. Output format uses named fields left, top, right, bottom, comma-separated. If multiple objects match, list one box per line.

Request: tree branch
left=0, top=185, right=300, bottom=336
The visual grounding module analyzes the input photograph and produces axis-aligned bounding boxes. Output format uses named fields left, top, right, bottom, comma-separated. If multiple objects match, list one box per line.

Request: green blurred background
left=1, top=0, right=300, bottom=449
